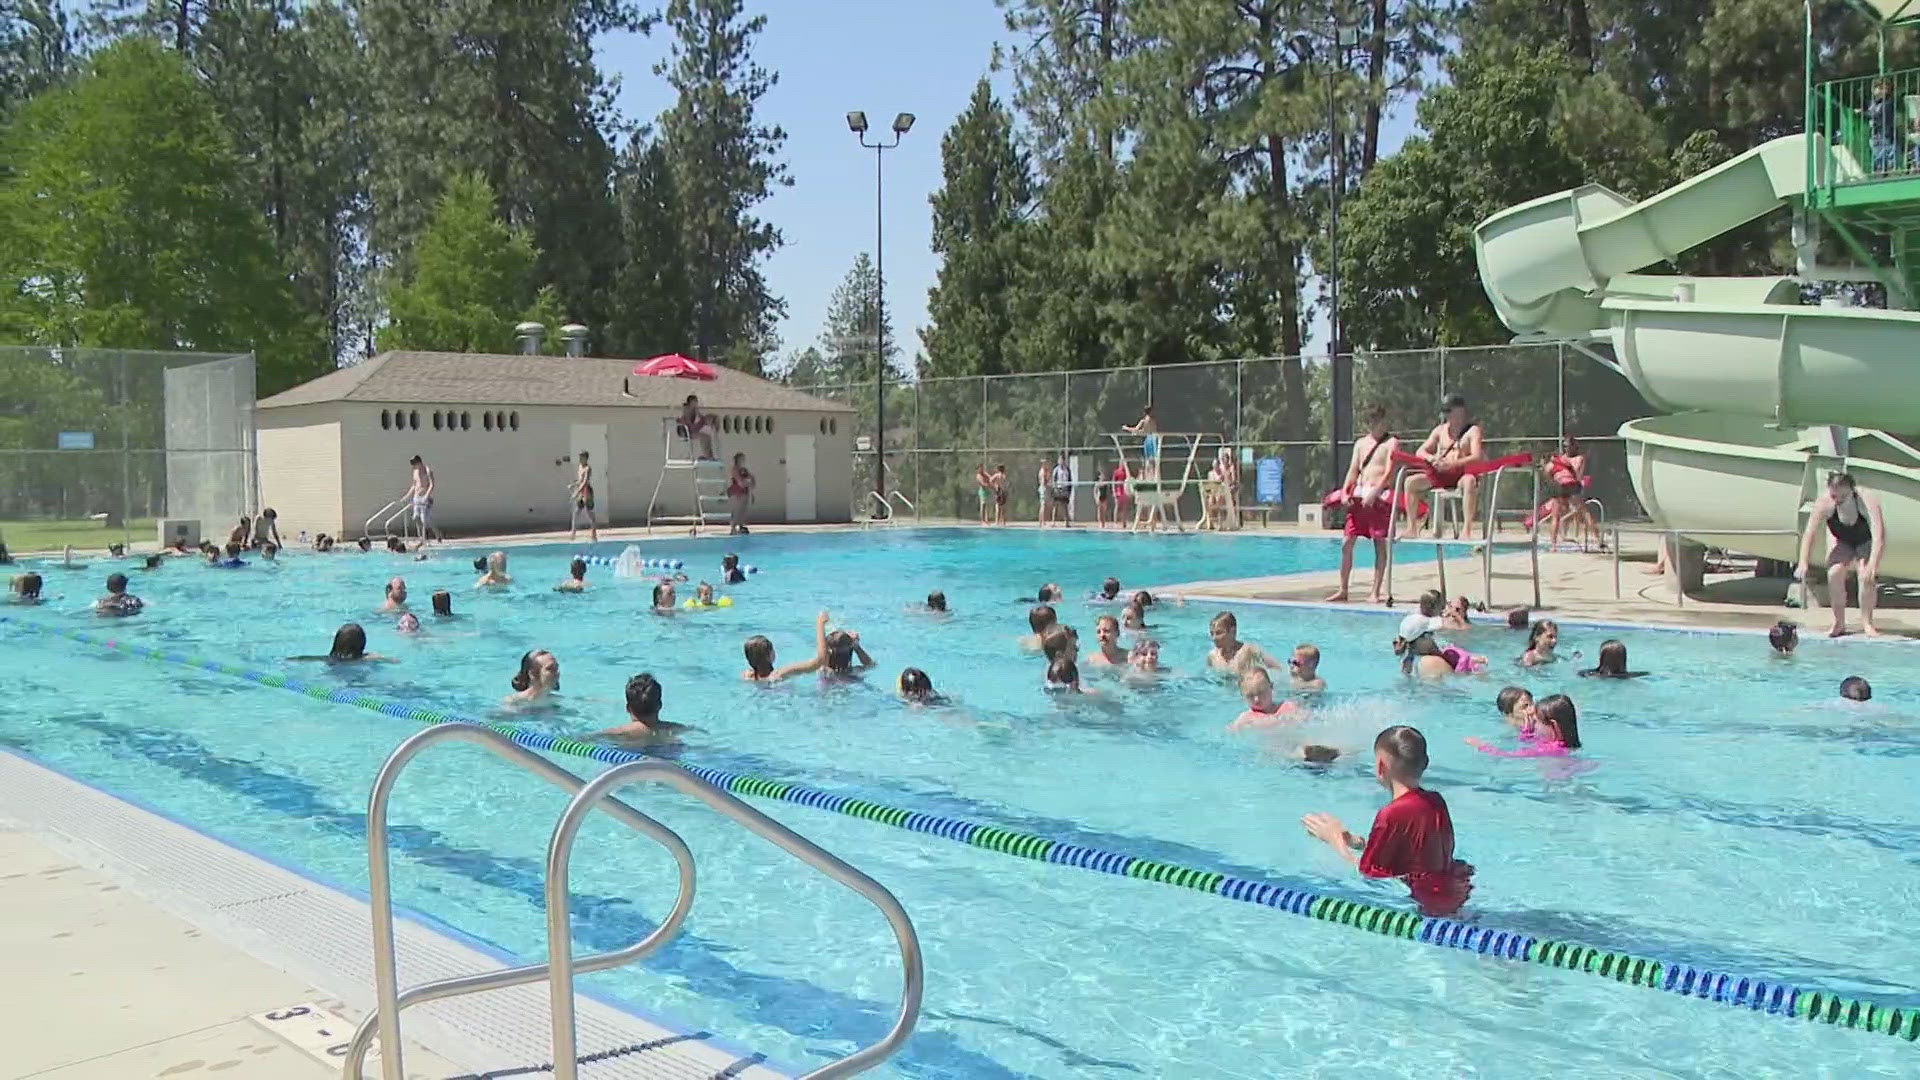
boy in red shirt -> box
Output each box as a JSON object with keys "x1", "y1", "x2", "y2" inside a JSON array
[{"x1": 1301, "y1": 725, "x2": 1473, "y2": 916}]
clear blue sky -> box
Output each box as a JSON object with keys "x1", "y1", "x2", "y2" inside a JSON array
[{"x1": 594, "y1": 1, "x2": 1418, "y2": 368}]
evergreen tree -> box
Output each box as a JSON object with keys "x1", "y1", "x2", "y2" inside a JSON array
[
  {"x1": 0, "y1": 38, "x2": 319, "y2": 389},
  {"x1": 377, "y1": 172, "x2": 550, "y2": 355},
  {"x1": 819, "y1": 253, "x2": 898, "y2": 389},
  {"x1": 921, "y1": 80, "x2": 1033, "y2": 379},
  {"x1": 604, "y1": 134, "x2": 695, "y2": 359},
  {"x1": 656, "y1": 0, "x2": 789, "y2": 372},
  {"x1": 0, "y1": 0, "x2": 72, "y2": 117}
]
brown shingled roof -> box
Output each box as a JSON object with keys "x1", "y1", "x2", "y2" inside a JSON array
[{"x1": 257, "y1": 351, "x2": 857, "y2": 413}]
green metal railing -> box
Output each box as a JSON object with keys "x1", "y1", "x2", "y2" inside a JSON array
[{"x1": 1809, "y1": 68, "x2": 1920, "y2": 200}]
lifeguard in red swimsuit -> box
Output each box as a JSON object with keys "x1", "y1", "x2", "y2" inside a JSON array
[{"x1": 1395, "y1": 394, "x2": 1529, "y2": 537}]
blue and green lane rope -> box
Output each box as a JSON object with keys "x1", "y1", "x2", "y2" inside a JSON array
[{"x1": 4, "y1": 614, "x2": 1916, "y2": 1045}]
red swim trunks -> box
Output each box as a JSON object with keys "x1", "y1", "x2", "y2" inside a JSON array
[{"x1": 1344, "y1": 498, "x2": 1391, "y2": 540}]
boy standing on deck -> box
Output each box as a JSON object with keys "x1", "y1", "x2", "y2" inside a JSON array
[{"x1": 1302, "y1": 726, "x2": 1473, "y2": 916}]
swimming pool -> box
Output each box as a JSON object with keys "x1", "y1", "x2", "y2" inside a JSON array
[{"x1": 3, "y1": 526, "x2": 1917, "y2": 1078}]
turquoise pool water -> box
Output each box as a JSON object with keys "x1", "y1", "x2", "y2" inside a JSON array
[{"x1": 2, "y1": 527, "x2": 1917, "y2": 1078}]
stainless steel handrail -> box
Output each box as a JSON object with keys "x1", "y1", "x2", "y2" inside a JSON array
[
  {"x1": 545, "y1": 761, "x2": 923, "y2": 1080},
  {"x1": 342, "y1": 725, "x2": 696, "y2": 1080},
  {"x1": 362, "y1": 496, "x2": 409, "y2": 540},
  {"x1": 864, "y1": 489, "x2": 894, "y2": 523},
  {"x1": 886, "y1": 490, "x2": 917, "y2": 522}
]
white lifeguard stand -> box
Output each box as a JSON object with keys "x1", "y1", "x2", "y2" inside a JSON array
[{"x1": 1103, "y1": 431, "x2": 1224, "y2": 531}]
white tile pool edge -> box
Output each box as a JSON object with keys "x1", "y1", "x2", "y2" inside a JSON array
[{"x1": 0, "y1": 749, "x2": 790, "y2": 1080}]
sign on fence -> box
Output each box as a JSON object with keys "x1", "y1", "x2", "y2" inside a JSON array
[{"x1": 56, "y1": 431, "x2": 94, "y2": 450}]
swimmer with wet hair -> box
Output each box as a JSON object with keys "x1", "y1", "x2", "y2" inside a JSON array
[
  {"x1": 1041, "y1": 625, "x2": 1080, "y2": 666},
  {"x1": 1098, "y1": 577, "x2": 1122, "y2": 601},
  {"x1": 474, "y1": 550, "x2": 512, "y2": 588},
  {"x1": 1840, "y1": 675, "x2": 1872, "y2": 702},
  {"x1": 555, "y1": 558, "x2": 588, "y2": 592},
  {"x1": 1044, "y1": 656, "x2": 1091, "y2": 694},
  {"x1": 379, "y1": 577, "x2": 409, "y2": 613},
  {"x1": 1580, "y1": 639, "x2": 1646, "y2": 679},
  {"x1": 598, "y1": 673, "x2": 690, "y2": 742},
  {"x1": 898, "y1": 667, "x2": 941, "y2": 704},
  {"x1": 1121, "y1": 601, "x2": 1150, "y2": 631},
  {"x1": 651, "y1": 580, "x2": 677, "y2": 614},
  {"x1": 771, "y1": 611, "x2": 875, "y2": 681},
  {"x1": 1020, "y1": 603, "x2": 1058, "y2": 650},
  {"x1": 1518, "y1": 619, "x2": 1559, "y2": 667},
  {"x1": 431, "y1": 590, "x2": 454, "y2": 617},
  {"x1": 506, "y1": 649, "x2": 561, "y2": 706},
  {"x1": 1127, "y1": 637, "x2": 1162, "y2": 674},
  {"x1": 1207, "y1": 611, "x2": 1282, "y2": 675},
  {"x1": 1226, "y1": 668, "x2": 1299, "y2": 731},
  {"x1": 925, "y1": 590, "x2": 948, "y2": 613},
  {"x1": 1087, "y1": 614, "x2": 1126, "y2": 666},
  {"x1": 742, "y1": 635, "x2": 776, "y2": 681},
  {"x1": 1289, "y1": 643, "x2": 1326, "y2": 691},
  {"x1": 1769, "y1": 620, "x2": 1798, "y2": 656},
  {"x1": 1505, "y1": 607, "x2": 1530, "y2": 630},
  {"x1": 289, "y1": 622, "x2": 393, "y2": 663},
  {"x1": 1495, "y1": 686, "x2": 1535, "y2": 732}
]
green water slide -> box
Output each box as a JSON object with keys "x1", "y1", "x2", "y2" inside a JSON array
[{"x1": 1472, "y1": 125, "x2": 1920, "y2": 577}]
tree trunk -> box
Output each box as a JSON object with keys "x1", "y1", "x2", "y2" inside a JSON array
[
  {"x1": 1363, "y1": 0, "x2": 1386, "y2": 170},
  {"x1": 1567, "y1": 0, "x2": 1593, "y2": 70},
  {"x1": 176, "y1": 0, "x2": 190, "y2": 52}
]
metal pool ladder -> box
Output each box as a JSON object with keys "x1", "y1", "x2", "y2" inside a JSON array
[{"x1": 341, "y1": 725, "x2": 923, "y2": 1080}]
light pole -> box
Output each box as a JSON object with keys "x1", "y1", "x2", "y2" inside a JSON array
[
  {"x1": 1324, "y1": 18, "x2": 1360, "y2": 495},
  {"x1": 847, "y1": 109, "x2": 914, "y2": 500}
]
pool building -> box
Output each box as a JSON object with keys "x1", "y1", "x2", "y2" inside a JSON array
[{"x1": 254, "y1": 350, "x2": 857, "y2": 539}]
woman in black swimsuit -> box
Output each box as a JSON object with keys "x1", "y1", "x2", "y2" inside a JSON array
[{"x1": 1794, "y1": 471, "x2": 1886, "y2": 637}]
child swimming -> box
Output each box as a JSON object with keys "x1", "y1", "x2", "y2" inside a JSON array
[
  {"x1": 505, "y1": 649, "x2": 561, "y2": 707},
  {"x1": 1120, "y1": 601, "x2": 1150, "y2": 631},
  {"x1": 396, "y1": 612, "x2": 421, "y2": 633},
  {"x1": 721, "y1": 552, "x2": 748, "y2": 585},
  {"x1": 430, "y1": 590, "x2": 454, "y2": 617},
  {"x1": 1441, "y1": 595, "x2": 1473, "y2": 631},
  {"x1": 1086, "y1": 615, "x2": 1126, "y2": 666},
  {"x1": 742, "y1": 635, "x2": 776, "y2": 681},
  {"x1": 1469, "y1": 693, "x2": 1580, "y2": 757},
  {"x1": 1207, "y1": 612, "x2": 1281, "y2": 675},
  {"x1": 1226, "y1": 668, "x2": 1300, "y2": 731},
  {"x1": 1394, "y1": 633, "x2": 1482, "y2": 678},
  {"x1": 1398, "y1": 590, "x2": 1446, "y2": 640},
  {"x1": 771, "y1": 611, "x2": 875, "y2": 681},
  {"x1": 1301, "y1": 726, "x2": 1474, "y2": 916},
  {"x1": 1505, "y1": 607, "x2": 1530, "y2": 630},
  {"x1": 1580, "y1": 639, "x2": 1646, "y2": 678},
  {"x1": 898, "y1": 667, "x2": 942, "y2": 704},
  {"x1": 1289, "y1": 644, "x2": 1326, "y2": 691},
  {"x1": 1518, "y1": 619, "x2": 1559, "y2": 666},
  {"x1": 1020, "y1": 604, "x2": 1058, "y2": 650},
  {"x1": 474, "y1": 551, "x2": 512, "y2": 588},
  {"x1": 1495, "y1": 686, "x2": 1535, "y2": 732},
  {"x1": 1096, "y1": 577, "x2": 1122, "y2": 601},
  {"x1": 1769, "y1": 620, "x2": 1798, "y2": 656},
  {"x1": 555, "y1": 558, "x2": 588, "y2": 592},
  {"x1": 1126, "y1": 637, "x2": 1162, "y2": 675},
  {"x1": 1840, "y1": 675, "x2": 1872, "y2": 701},
  {"x1": 597, "y1": 673, "x2": 690, "y2": 743},
  {"x1": 1044, "y1": 656, "x2": 1092, "y2": 694},
  {"x1": 925, "y1": 590, "x2": 948, "y2": 613},
  {"x1": 651, "y1": 581, "x2": 677, "y2": 614},
  {"x1": 1041, "y1": 625, "x2": 1080, "y2": 666}
]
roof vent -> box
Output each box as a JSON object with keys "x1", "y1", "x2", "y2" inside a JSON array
[
  {"x1": 515, "y1": 321, "x2": 545, "y2": 355},
  {"x1": 558, "y1": 323, "x2": 590, "y2": 357}
]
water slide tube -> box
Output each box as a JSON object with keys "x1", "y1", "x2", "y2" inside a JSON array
[{"x1": 1474, "y1": 133, "x2": 1920, "y2": 577}]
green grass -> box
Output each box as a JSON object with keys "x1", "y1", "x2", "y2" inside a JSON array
[{"x1": 0, "y1": 518, "x2": 156, "y2": 554}]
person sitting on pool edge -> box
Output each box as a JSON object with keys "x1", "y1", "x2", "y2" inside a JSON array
[
  {"x1": 598, "y1": 673, "x2": 690, "y2": 743},
  {"x1": 1019, "y1": 603, "x2": 1058, "y2": 651},
  {"x1": 555, "y1": 558, "x2": 588, "y2": 593},
  {"x1": 1302, "y1": 725, "x2": 1474, "y2": 916},
  {"x1": 769, "y1": 611, "x2": 874, "y2": 682},
  {"x1": 94, "y1": 572, "x2": 143, "y2": 617}
]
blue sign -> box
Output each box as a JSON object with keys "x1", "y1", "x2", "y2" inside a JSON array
[
  {"x1": 1255, "y1": 457, "x2": 1284, "y2": 505},
  {"x1": 57, "y1": 431, "x2": 94, "y2": 450}
]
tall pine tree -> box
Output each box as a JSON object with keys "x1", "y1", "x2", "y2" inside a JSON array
[
  {"x1": 819, "y1": 253, "x2": 897, "y2": 389},
  {"x1": 656, "y1": 0, "x2": 789, "y2": 372},
  {"x1": 921, "y1": 80, "x2": 1033, "y2": 379}
]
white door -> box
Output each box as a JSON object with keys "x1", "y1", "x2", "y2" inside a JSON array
[
  {"x1": 784, "y1": 434, "x2": 817, "y2": 523},
  {"x1": 570, "y1": 424, "x2": 609, "y2": 523}
]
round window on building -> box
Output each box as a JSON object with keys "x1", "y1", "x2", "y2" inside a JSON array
[
  {"x1": 381, "y1": 409, "x2": 392, "y2": 430},
  {"x1": 765, "y1": 415, "x2": 775, "y2": 433},
  {"x1": 830, "y1": 418, "x2": 838, "y2": 435},
  {"x1": 409, "y1": 410, "x2": 420, "y2": 430},
  {"x1": 483, "y1": 412, "x2": 493, "y2": 431},
  {"x1": 509, "y1": 411, "x2": 519, "y2": 431},
  {"x1": 460, "y1": 411, "x2": 470, "y2": 431},
  {"x1": 432, "y1": 411, "x2": 442, "y2": 431},
  {"x1": 818, "y1": 417, "x2": 827, "y2": 435}
]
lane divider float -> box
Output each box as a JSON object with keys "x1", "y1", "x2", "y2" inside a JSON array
[{"x1": 4, "y1": 614, "x2": 1915, "y2": 1045}]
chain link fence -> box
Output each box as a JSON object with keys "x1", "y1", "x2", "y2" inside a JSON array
[
  {"x1": 799, "y1": 343, "x2": 1655, "y2": 527},
  {"x1": 0, "y1": 347, "x2": 256, "y2": 554}
]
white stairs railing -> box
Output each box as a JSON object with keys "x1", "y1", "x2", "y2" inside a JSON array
[{"x1": 646, "y1": 420, "x2": 732, "y2": 534}]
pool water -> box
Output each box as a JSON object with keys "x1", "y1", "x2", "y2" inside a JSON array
[{"x1": 3, "y1": 527, "x2": 1917, "y2": 1078}]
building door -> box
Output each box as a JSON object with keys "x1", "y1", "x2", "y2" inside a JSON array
[
  {"x1": 570, "y1": 423, "x2": 609, "y2": 523},
  {"x1": 784, "y1": 434, "x2": 816, "y2": 523}
]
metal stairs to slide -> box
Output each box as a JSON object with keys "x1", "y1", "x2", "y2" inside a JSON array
[{"x1": 341, "y1": 724, "x2": 921, "y2": 1079}]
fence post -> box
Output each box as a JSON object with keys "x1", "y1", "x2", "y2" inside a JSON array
[
  {"x1": 1556, "y1": 341, "x2": 1567, "y2": 446},
  {"x1": 1234, "y1": 359, "x2": 1243, "y2": 449},
  {"x1": 1437, "y1": 345, "x2": 1448, "y2": 401}
]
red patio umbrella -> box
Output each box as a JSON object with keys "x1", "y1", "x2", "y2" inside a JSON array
[{"x1": 633, "y1": 353, "x2": 717, "y2": 380}]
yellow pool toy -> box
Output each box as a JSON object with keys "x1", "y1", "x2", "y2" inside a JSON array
[{"x1": 682, "y1": 596, "x2": 733, "y2": 609}]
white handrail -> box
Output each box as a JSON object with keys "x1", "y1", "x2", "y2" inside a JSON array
[
  {"x1": 545, "y1": 761, "x2": 923, "y2": 1080},
  {"x1": 341, "y1": 725, "x2": 696, "y2": 1080}
]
